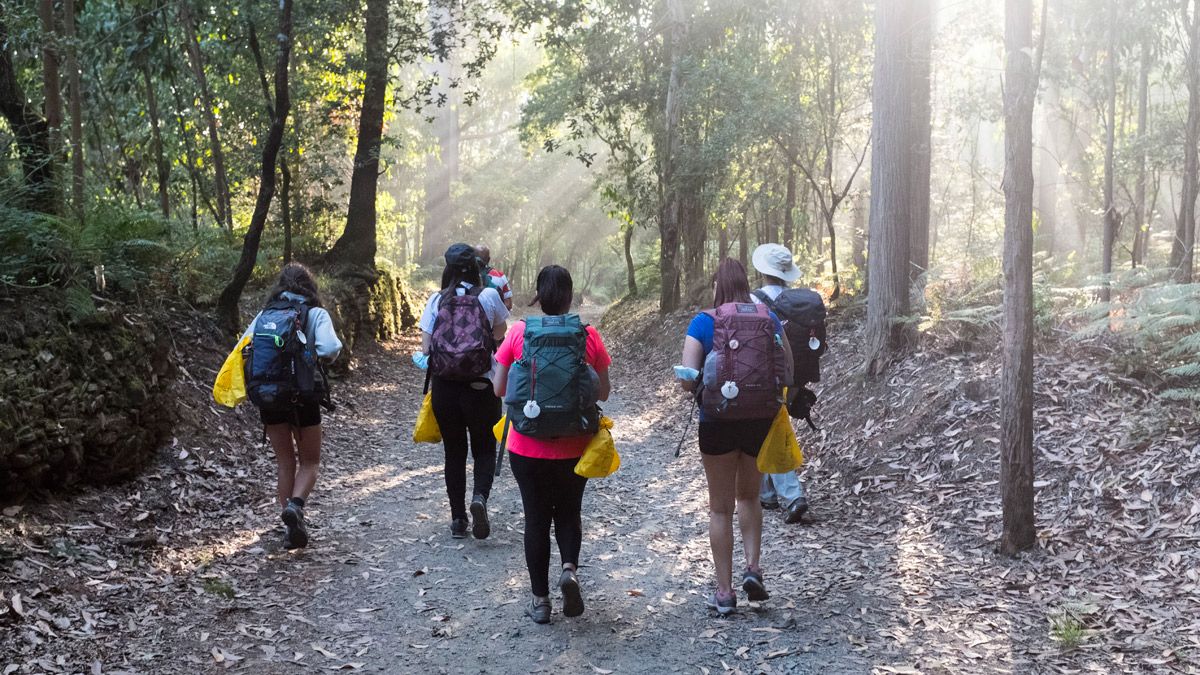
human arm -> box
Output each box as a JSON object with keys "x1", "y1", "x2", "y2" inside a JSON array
[
  {"x1": 492, "y1": 362, "x2": 509, "y2": 398},
  {"x1": 491, "y1": 321, "x2": 522, "y2": 398},
  {"x1": 309, "y1": 308, "x2": 343, "y2": 361},
  {"x1": 681, "y1": 336, "x2": 704, "y2": 392}
]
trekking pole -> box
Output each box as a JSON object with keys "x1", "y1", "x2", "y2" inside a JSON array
[
  {"x1": 674, "y1": 393, "x2": 698, "y2": 458},
  {"x1": 495, "y1": 416, "x2": 511, "y2": 477}
]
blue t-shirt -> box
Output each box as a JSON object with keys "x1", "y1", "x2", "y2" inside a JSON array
[
  {"x1": 686, "y1": 309, "x2": 785, "y2": 423},
  {"x1": 686, "y1": 311, "x2": 784, "y2": 355}
]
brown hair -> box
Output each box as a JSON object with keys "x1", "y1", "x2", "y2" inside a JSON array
[
  {"x1": 712, "y1": 258, "x2": 751, "y2": 307},
  {"x1": 265, "y1": 262, "x2": 322, "y2": 308}
]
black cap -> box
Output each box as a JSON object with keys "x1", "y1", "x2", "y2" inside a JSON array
[{"x1": 444, "y1": 243, "x2": 477, "y2": 272}]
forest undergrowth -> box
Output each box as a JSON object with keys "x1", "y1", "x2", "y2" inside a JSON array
[{"x1": 0, "y1": 296, "x2": 1196, "y2": 674}]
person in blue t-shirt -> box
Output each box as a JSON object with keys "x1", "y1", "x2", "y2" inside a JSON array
[{"x1": 679, "y1": 258, "x2": 792, "y2": 616}]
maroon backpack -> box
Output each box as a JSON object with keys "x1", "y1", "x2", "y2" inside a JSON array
[
  {"x1": 429, "y1": 286, "x2": 494, "y2": 380},
  {"x1": 700, "y1": 302, "x2": 787, "y2": 420}
]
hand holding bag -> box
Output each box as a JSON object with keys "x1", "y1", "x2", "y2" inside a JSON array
[
  {"x1": 212, "y1": 335, "x2": 252, "y2": 408},
  {"x1": 756, "y1": 405, "x2": 804, "y2": 474},
  {"x1": 413, "y1": 392, "x2": 442, "y2": 443},
  {"x1": 575, "y1": 416, "x2": 619, "y2": 479}
]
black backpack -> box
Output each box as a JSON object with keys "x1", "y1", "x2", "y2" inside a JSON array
[
  {"x1": 243, "y1": 299, "x2": 326, "y2": 412},
  {"x1": 753, "y1": 288, "x2": 827, "y2": 427}
]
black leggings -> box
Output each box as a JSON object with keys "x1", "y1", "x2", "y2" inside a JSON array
[
  {"x1": 509, "y1": 452, "x2": 588, "y2": 597},
  {"x1": 430, "y1": 378, "x2": 501, "y2": 518}
]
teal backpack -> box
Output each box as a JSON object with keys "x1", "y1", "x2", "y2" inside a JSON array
[{"x1": 505, "y1": 314, "x2": 600, "y2": 439}]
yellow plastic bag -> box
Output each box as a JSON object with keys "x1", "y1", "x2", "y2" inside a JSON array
[
  {"x1": 757, "y1": 406, "x2": 804, "y2": 474},
  {"x1": 575, "y1": 416, "x2": 619, "y2": 479},
  {"x1": 212, "y1": 335, "x2": 251, "y2": 408},
  {"x1": 413, "y1": 392, "x2": 442, "y2": 443},
  {"x1": 493, "y1": 415, "x2": 507, "y2": 443}
]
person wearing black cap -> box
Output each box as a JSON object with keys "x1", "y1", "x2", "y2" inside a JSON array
[{"x1": 419, "y1": 243, "x2": 510, "y2": 539}]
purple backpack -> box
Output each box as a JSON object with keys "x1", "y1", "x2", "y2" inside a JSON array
[
  {"x1": 700, "y1": 302, "x2": 787, "y2": 420},
  {"x1": 429, "y1": 287, "x2": 494, "y2": 380}
]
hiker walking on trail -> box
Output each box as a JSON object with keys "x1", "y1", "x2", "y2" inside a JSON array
[
  {"x1": 679, "y1": 258, "x2": 793, "y2": 615},
  {"x1": 241, "y1": 263, "x2": 342, "y2": 550},
  {"x1": 492, "y1": 265, "x2": 612, "y2": 624},
  {"x1": 420, "y1": 243, "x2": 510, "y2": 540},
  {"x1": 475, "y1": 244, "x2": 514, "y2": 310},
  {"x1": 751, "y1": 243, "x2": 809, "y2": 523}
]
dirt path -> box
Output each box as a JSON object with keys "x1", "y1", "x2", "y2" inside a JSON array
[
  {"x1": 7, "y1": 310, "x2": 1197, "y2": 674},
  {"x1": 144, "y1": 336, "x2": 871, "y2": 674}
]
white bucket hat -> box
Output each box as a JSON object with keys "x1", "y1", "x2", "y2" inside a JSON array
[{"x1": 751, "y1": 243, "x2": 801, "y2": 284}]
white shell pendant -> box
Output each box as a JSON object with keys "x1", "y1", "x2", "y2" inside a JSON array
[
  {"x1": 297, "y1": 331, "x2": 307, "y2": 345},
  {"x1": 524, "y1": 400, "x2": 542, "y2": 419},
  {"x1": 729, "y1": 338, "x2": 740, "y2": 350},
  {"x1": 720, "y1": 381, "x2": 740, "y2": 400},
  {"x1": 809, "y1": 336, "x2": 821, "y2": 351}
]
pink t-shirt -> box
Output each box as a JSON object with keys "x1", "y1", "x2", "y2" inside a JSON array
[{"x1": 495, "y1": 319, "x2": 612, "y2": 460}]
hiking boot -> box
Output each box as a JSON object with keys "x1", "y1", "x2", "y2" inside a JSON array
[
  {"x1": 784, "y1": 497, "x2": 809, "y2": 524},
  {"x1": 761, "y1": 500, "x2": 780, "y2": 511},
  {"x1": 281, "y1": 501, "x2": 308, "y2": 549},
  {"x1": 742, "y1": 569, "x2": 769, "y2": 602},
  {"x1": 450, "y1": 516, "x2": 469, "y2": 539},
  {"x1": 470, "y1": 495, "x2": 490, "y2": 540},
  {"x1": 526, "y1": 596, "x2": 551, "y2": 624},
  {"x1": 559, "y1": 568, "x2": 585, "y2": 618},
  {"x1": 706, "y1": 589, "x2": 737, "y2": 616}
]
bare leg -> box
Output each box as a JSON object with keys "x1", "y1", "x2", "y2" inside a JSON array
[
  {"x1": 701, "y1": 451, "x2": 739, "y2": 596},
  {"x1": 265, "y1": 424, "x2": 296, "y2": 508},
  {"x1": 292, "y1": 425, "x2": 322, "y2": 500},
  {"x1": 735, "y1": 451, "x2": 764, "y2": 572}
]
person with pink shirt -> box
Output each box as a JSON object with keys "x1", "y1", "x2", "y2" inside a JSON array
[{"x1": 491, "y1": 265, "x2": 612, "y2": 624}]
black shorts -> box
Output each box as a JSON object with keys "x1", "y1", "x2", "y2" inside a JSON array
[
  {"x1": 260, "y1": 400, "x2": 321, "y2": 428},
  {"x1": 698, "y1": 418, "x2": 774, "y2": 457}
]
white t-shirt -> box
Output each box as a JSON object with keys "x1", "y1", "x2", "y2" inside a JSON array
[
  {"x1": 751, "y1": 284, "x2": 786, "y2": 304},
  {"x1": 419, "y1": 282, "x2": 510, "y2": 335}
]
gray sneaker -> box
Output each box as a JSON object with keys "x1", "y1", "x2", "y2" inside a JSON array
[
  {"x1": 706, "y1": 590, "x2": 737, "y2": 616},
  {"x1": 526, "y1": 596, "x2": 551, "y2": 624},
  {"x1": 281, "y1": 501, "x2": 308, "y2": 549},
  {"x1": 742, "y1": 569, "x2": 769, "y2": 601}
]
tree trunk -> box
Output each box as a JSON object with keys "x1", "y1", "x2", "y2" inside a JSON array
[
  {"x1": 63, "y1": 0, "x2": 84, "y2": 220},
  {"x1": 852, "y1": 195, "x2": 866, "y2": 275},
  {"x1": 1174, "y1": 2, "x2": 1200, "y2": 282},
  {"x1": 658, "y1": 0, "x2": 685, "y2": 313},
  {"x1": 38, "y1": 0, "x2": 62, "y2": 152},
  {"x1": 1132, "y1": 37, "x2": 1151, "y2": 268},
  {"x1": 327, "y1": 0, "x2": 390, "y2": 271},
  {"x1": 1000, "y1": 0, "x2": 1038, "y2": 555},
  {"x1": 682, "y1": 191, "x2": 707, "y2": 299},
  {"x1": 0, "y1": 19, "x2": 57, "y2": 214},
  {"x1": 139, "y1": 52, "x2": 170, "y2": 219},
  {"x1": 783, "y1": 165, "x2": 796, "y2": 248},
  {"x1": 624, "y1": 223, "x2": 637, "y2": 296},
  {"x1": 908, "y1": 0, "x2": 933, "y2": 287},
  {"x1": 864, "y1": 0, "x2": 915, "y2": 377},
  {"x1": 1100, "y1": 0, "x2": 1118, "y2": 301},
  {"x1": 282, "y1": 157, "x2": 293, "y2": 263},
  {"x1": 738, "y1": 209, "x2": 749, "y2": 269},
  {"x1": 180, "y1": 0, "x2": 233, "y2": 233},
  {"x1": 825, "y1": 211, "x2": 841, "y2": 301},
  {"x1": 142, "y1": 68, "x2": 169, "y2": 218},
  {"x1": 215, "y1": 0, "x2": 293, "y2": 333}
]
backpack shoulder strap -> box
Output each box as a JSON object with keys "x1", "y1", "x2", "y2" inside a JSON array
[
  {"x1": 466, "y1": 285, "x2": 485, "y2": 298},
  {"x1": 751, "y1": 289, "x2": 776, "y2": 310}
]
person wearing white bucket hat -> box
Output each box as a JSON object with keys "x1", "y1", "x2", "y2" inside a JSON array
[{"x1": 750, "y1": 243, "x2": 808, "y2": 524}]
